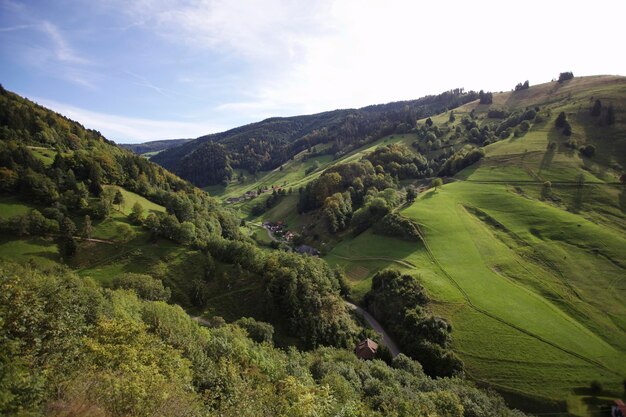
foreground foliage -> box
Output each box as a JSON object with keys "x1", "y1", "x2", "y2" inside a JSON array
[{"x1": 0, "y1": 263, "x2": 527, "y2": 417}]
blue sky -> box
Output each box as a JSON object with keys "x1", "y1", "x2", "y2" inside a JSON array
[{"x1": 1, "y1": 0, "x2": 625, "y2": 143}]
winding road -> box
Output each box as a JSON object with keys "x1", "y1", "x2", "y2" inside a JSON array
[{"x1": 345, "y1": 301, "x2": 401, "y2": 357}]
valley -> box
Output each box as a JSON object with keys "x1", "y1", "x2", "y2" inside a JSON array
[{"x1": 1, "y1": 75, "x2": 624, "y2": 416}]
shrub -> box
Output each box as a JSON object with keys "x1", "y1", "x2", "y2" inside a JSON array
[
  {"x1": 579, "y1": 144, "x2": 595, "y2": 157},
  {"x1": 372, "y1": 213, "x2": 421, "y2": 241},
  {"x1": 562, "y1": 121, "x2": 572, "y2": 136}
]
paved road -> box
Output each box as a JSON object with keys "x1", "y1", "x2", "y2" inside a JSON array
[{"x1": 345, "y1": 301, "x2": 401, "y2": 357}]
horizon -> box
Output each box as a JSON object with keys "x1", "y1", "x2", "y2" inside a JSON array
[{"x1": 1, "y1": 0, "x2": 625, "y2": 143}]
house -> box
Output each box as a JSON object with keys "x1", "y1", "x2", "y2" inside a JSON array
[
  {"x1": 612, "y1": 400, "x2": 626, "y2": 417},
  {"x1": 355, "y1": 338, "x2": 378, "y2": 360}
]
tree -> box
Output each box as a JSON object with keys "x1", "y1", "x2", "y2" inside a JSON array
[
  {"x1": 81, "y1": 215, "x2": 94, "y2": 239},
  {"x1": 479, "y1": 90, "x2": 493, "y2": 104},
  {"x1": 555, "y1": 112, "x2": 567, "y2": 128},
  {"x1": 58, "y1": 217, "x2": 77, "y2": 258},
  {"x1": 425, "y1": 117, "x2": 433, "y2": 127},
  {"x1": 113, "y1": 189, "x2": 125, "y2": 209},
  {"x1": 432, "y1": 178, "x2": 443, "y2": 190},
  {"x1": 514, "y1": 80, "x2": 529, "y2": 91},
  {"x1": 558, "y1": 72, "x2": 574, "y2": 83},
  {"x1": 406, "y1": 188, "x2": 417, "y2": 203},
  {"x1": 590, "y1": 99, "x2": 602, "y2": 117},
  {"x1": 129, "y1": 202, "x2": 144, "y2": 224},
  {"x1": 235, "y1": 317, "x2": 274, "y2": 344},
  {"x1": 448, "y1": 111, "x2": 455, "y2": 123}
]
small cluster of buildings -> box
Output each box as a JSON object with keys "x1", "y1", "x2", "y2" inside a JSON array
[
  {"x1": 226, "y1": 190, "x2": 259, "y2": 204},
  {"x1": 263, "y1": 221, "x2": 295, "y2": 241}
]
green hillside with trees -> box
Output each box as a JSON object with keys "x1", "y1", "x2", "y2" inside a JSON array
[
  {"x1": 0, "y1": 85, "x2": 531, "y2": 416},
  {"x1": 155, "y1": 74, "x2": 626, "y2": 416}
]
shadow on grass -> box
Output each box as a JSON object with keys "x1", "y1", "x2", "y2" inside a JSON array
[
  {"x1": 25, "y1": 250, "x2": 60, "y2": 262},
  {"x1": 620, "y1": 187, "x2": 626, "y2": 214}
]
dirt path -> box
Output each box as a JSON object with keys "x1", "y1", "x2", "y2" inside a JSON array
[
  {"x1": 249, "y1": 222, "x2": 279, "y2": 242},
  {"x1": 345, "y1": 301, "x2": 401, "y2": 357}
]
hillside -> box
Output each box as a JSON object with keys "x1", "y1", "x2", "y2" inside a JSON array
[
  {"x1": 119, "y1": 138, "x2": 193, "y2": 156},
  {"x1": 0, "y1": 85, "x2": 532, "y2": 416},
  {"x1": 151, "y1": 89, "x2": 478, "y2": 186},
  {"x1": 198, "y1": 75, "x2": 626, "y2": 416},
  {"x1": 325, "y1": 75, "x2": 626, "y2": 416}
]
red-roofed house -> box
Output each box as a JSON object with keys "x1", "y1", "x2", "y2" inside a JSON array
[
  {"x1": 355, "y1": 338, "x2": 378, "y2": 360},
  {"x1": 612, "y1": 400, "x2": 626, "y2": 417}
]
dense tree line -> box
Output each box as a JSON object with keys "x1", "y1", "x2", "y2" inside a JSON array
[
  {"x1": 514, "y1": 81, "x2": 530, "y2": 91},
  {"x1": 0, "y1": 263, "x2": 527, "y2": 417},
  {"x1": 364, "y1": 269, "x2": 465, "y2": 378},
  {"x1": 438, "y1": 148, "x2": 485, "y2": 176},
  {"x1": 204, "y1": 237, "x2": 357, "y2": 348}
]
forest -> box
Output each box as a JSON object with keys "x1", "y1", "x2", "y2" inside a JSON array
[{"x1": 151, "y1": 89, "x2": 480, "y2": 186}]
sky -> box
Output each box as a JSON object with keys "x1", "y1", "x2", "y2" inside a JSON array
[{"x1": 1, "y1": 0, "x2": 625, "y2": 143}]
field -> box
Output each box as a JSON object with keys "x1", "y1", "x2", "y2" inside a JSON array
[{"x1": 325, "y1": 77, "x2": 626, "y2": 416}]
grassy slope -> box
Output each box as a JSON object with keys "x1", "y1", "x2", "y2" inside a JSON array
[
  {"x1": 0, "y1": 195, "x2": 33, "y2": 218},
  {"x1": 326, "y1": 76, "x2": 626, "y2": 416}
]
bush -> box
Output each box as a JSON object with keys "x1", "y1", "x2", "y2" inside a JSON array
[
  {"x1": 488, "y1": 109, "x2": 509, "y2": 119},
  {"x1": 579, "y1": 144, "x2": 596, "y2": 157},
  {"x1": 372, "y1": 213, "x2": 421, "y2": 241}
]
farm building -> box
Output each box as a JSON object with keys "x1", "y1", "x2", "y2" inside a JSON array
[{"x1": 355, "y1": 338, "x2": 378, "y2": 360}]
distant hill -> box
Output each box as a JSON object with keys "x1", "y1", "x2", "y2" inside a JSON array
[
  {"x1": 119, "y1": 138, "x2": 193, "y2": 155},
  {"x1": 151, "y1": 89, "x2": 479, "y2": 186}
]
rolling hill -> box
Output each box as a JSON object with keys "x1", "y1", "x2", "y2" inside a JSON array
[
  {"x1": 119, "y1": 138, "x2": 193, "y2": 156},
  {"x1": 197, "y1": 75, "x2": 626, "y2": 416},
  {"x1": 1, "y1": 74, "x2": 625, "y2": 416},
  {"x1": 150, "y1": 89, "x2": 479, "y2": 186}
]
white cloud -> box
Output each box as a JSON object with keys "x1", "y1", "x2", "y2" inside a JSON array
[
  {"x1": 116, "y1": 0, "x2": 626, "y2": 122},
  {"x1": 38, "y1": 21, "x2": 91, "y2": 65},
  {"x1": 33, "y1": 98, "x2": 228, "y2": 143}
]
